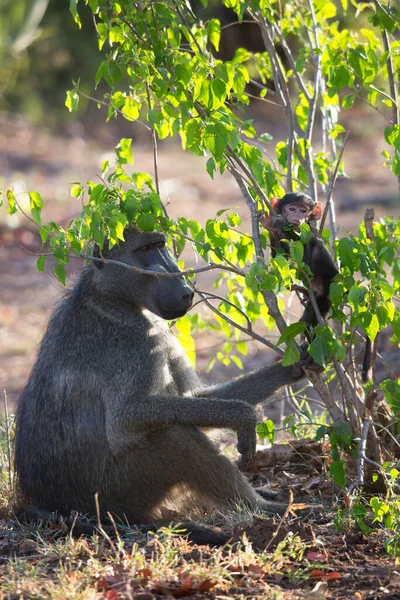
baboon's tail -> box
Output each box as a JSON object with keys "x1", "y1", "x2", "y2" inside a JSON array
[{"x1": 14, "y1": 506, "x2": 229, "y2": 546}]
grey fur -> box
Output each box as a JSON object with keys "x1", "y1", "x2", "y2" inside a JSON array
[{"x1": 15, "y1": 228, "x2": 305, "y2": 524}]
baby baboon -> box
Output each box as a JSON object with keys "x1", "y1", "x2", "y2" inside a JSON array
[{"x1": 15, "y1": 228, "x2": 308, "y2": 536}]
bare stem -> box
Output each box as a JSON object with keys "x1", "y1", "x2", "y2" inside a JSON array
[
  {"x1": 319, "y1": 131, "x2": 350, "y2": 234},
  {"x1": 357, "y1": 418, "x2": 371, "y2": 487},
  {"x1": 81, "y1": 253, "x2": 245, "y2": 278},
  {"x1": 192, "y1": 285, "x2": 283, "y2": 354},
  {"x1": 3, "y1": 389, "x2": 13, "y2": 503}
]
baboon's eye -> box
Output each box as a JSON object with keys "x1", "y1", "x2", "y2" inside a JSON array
[
  {"x1": 156, "y1": 241, "x2": 165, "y2": 249},
  {"x1": 141, "y1": 245, "x2": 149, "y2": 252}
]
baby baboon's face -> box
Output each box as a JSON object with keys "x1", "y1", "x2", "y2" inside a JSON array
[{"x1": 282, "y1": 203, "x2": 311, "y2": 226}]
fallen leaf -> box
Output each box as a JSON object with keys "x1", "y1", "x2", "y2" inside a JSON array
[
  {"x1": 247, "y1": 564, "x2": 264, "y2": 578},
  {"x1": 173, "y1": 576, "x2": 194, "y2": 597},
  {"x1": 198, "y1": 578, "x2": 215, "y2": 592},
  {"x1": 97, "y1": 576, "x2": 110, "y2": 591},
  {"x1": 137, "y1": 568, "x2": 152, "y2": 580},
  {"x1": 310, "y1": 569, "x2": 341, "y2": 582},
  {"x1": 228, "y1": 564, "x2": 241, "y2": 573},
  {"x1": 307, "y1": 552, "x2": 330, "y2": 562},
  {"x1": 104, "y1": 591, "x2": 119, "y2": 600}
]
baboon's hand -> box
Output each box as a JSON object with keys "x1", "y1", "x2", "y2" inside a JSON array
[
  {"x1": 291, "y1": 343, "x2": 324, "y2": 379},
  {"x1": 237, "y1": 423, "x2": 257, "y2": 471}
]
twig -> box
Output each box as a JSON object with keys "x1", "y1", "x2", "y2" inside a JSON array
[
  {"x1": 256, "y1": 17, "x2": 295, "y2": 192},
  {"x1": 117, "y1": 13, "x2": 153, "y2": 49},
  {"x1": 192, "y1": 285, "x2": 283, "y2": 354},
  {"x1": 3, "y1": 389, "x2": 13, "y2": 502},
  {"x1": 243, "y1": 138, "x2": 278, "y2": 170},
  {"x1": 13, "y1": 238, "x2": 53, "y2": 257},
  {"x1": 370, "y1": 421, "x2": 400, "y2": 451},
  {"x1": 195, "y1": 289, "x2": 254, "y2": 332},
  {"x1": 172, "y1": 0, "x2": 204, "y2": 56},
  {"x1": 273, "y1": 23, "x2": 311, "y2": 102},
  {"x1": 357, "y1": 418, "x2": 371, "y2": 487},
  {"x1": 249, "y1": 78, "x2": 278, "y2": 96},
  {"x1": 377, "y1": 6, "x2": 400, "y2": 190},
  {"x1": 81, "y1": 253, "x2": 245, "y2": 277},
  {"x1": 264, "y1": 489, "x2": 293, "y2": 552},
  {"x1": 94, "y1": 493, "x2": 117, "y2": 555},
  {"x1": 319, "y1": 131, "x2": 350, "y2": 234},
  {"x1": 306, "y1": 284, "x2": 361, "y2": 432},
  {"x1": 77, "y1": 90, "x2": 151, "y2": 130}
]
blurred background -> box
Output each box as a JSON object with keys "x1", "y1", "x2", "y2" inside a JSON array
[{"x1": 0, "y1": 0, "x2": 399, "y2": 413}]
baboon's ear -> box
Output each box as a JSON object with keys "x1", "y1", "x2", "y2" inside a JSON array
[
  {"x1": 271, "y1": 197, "x2": 280, "y2": 209},
  {"x1": 313, "y1": 202, "x2": 322, "y2": 220},
  {"x1": 92, "y1": 244, "x2": 104, "y2": 269}
]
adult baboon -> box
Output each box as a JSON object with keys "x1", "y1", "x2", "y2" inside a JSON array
[{"x1": 15, "y1": 228, "x2": 308, "y2": 537}]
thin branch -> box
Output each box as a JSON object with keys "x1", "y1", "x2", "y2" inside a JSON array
[
  {"x1": 245, "y1": 92, "x2": 283, "y2": 107},
  {"x1": 172, "y1": 0, "x2": 204, "y2": 56},
  {"x1": 249, "y1": 78, "x2": 278, "y2": 96},
  {"x1": 264, "y1": 489, "x2": 294, "y2": 552},
  {"x1": 243, "y1": 138, "x2": 278, "y2": 170},
  {"x1": 192, "y1": 284, "x2": 283, "y2": 354},
  {"x1": 221, "y1": 20, "x2": 261, "y2": 31},
  {"x1": 77, "y1": 90, "x2": 151, "y2": 130},
  {"x1": 196, "y1": 289, "x2": 253, "y2": 331},
  {"x1": 306, "y1": 283, "x2": 362, "y2": 431},
  {"x1": 3, "y1": 390, "x2": 13, "y2": 502},
  {"x1": 117, "y1": 13, "x2": 153, "y2": 49},
  {"x1": 357, "y1": 418, "x2": 371, "y2": 487},
  {"x1": 13, "y1": 238, "x2": 53, "y2": 257},
  {"x1": 81, "y1": 253, "x2": 245, "y2": 277},
  {"x1": 256, "y1": 17, "x2": 295, "y2": 192},
  {"x1": 272, "y1": 24, "x2": 311, "y2": 102},
  {"x1": 319, "y1": 131, "x2": 350, "y2": 233},
  {"x1": 377, "y1": 4, "x2": 400, "y2": 190},
  {"x1": 371, "y1": 421, "x2": 400, "y2": 451}
]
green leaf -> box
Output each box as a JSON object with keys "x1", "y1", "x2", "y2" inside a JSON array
[
  {"x1": 123, "y1": 192, "x2": 139, "y2": 223},
  {"x1": 256, "y1": 419, "x2": 275, "y2": 444},
  {"x1": 277, "y1": 322, "x2": 307, "y2": 345},
  {"x1": 207, "y1": 19, "x2": 220, "y2": 51},
  {"x1": 37, "y1": 255, "x2": 46, "y2": 272},
  {"x1": 71, "y1": 184, "x2": 83, "y2": 198},
  {"x1": 29, "y1": 191, "x2": 43, "y2": 225},
  {"x1": 330, "y1": 281, "x2": 344, "y2": 307},
  {"x1": 259, "y1": 132, "x2": 273, "y2": 143},
  {"x1": 69, "y1": 0, "x2": 81, "y2": 28},
  {"x1": 384, "y1": 125, "x2": 400, "y2": 150},
  {"x1": 206, "y1": 158, "x2": 216, "y2": 179},
  {"x1": 290, "y1": 240, "x2": 304, "y2": 265},
  {"x1": 65, "y1": 90, "x2": 79, "y2": 112},
  {"x1": 55, "y1": 263, "x2": 66, "y2": 286},
  {"x1": 204, "y1": 123, "x2": 227, "y2": 163},
  {"x1": 342, "y1": 94, "x2": 355, "y2": 109},
  {"x1": 330, "y1": 460, "x2": 346, "y2": 488},
  {"x1": 299, "y1": 223, "x2": 311, "y2": 244},
  {"x1": 6, "y1": 189, "x2": 17, "y2": 215},
  {"x1": 116, "y1": 138, "x2": 133, "y2": 165},
  {"x1": 137, "y1": 214, "x2": 156, "y2": 231},
  {"x1": 281, "y1": 340, "x2": 301, "y2": 366},
  {"x1": 348, "y1": 285, "x2": 367, "y2": 305},
  {"x1": 233, "y1": 48, "x2": 252, "y2": 64},
  {"x1": 308, "y1": 336, "x2": 325, "y2": 366}
]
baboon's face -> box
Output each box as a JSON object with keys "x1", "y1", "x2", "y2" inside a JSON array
[{"x1": 94, "y1": 228, "x2": 194, "y2": 319}]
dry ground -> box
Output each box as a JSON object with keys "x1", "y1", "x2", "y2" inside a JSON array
[{"x1": 0, "y1": 110, "x2": 400, "y2": 599}]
